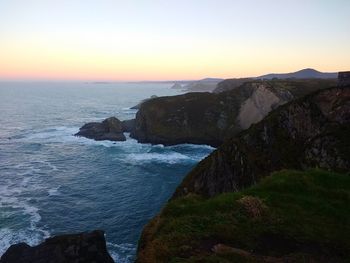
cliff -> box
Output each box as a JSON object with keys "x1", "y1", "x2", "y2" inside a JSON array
[
  {"x1": 173, "y1": 86, "x2": 349, "y2": 198},
  {"x1": 0, "y1": 230, "x2": 114, "y2": 263},
  {"x1": 338, "y1": 71, "x2": 350, "y2": 87},
  {"x1": 136, "y1": 86, "x2": 350, "y2": 263},
  {"x1": 177, "y1": 78, "x2": 223, "y2": 92},
  {"x1": 131, "y1": 79, "x2": 336, "y2": 147},
  {"x1": 212, "y1": 78, "x2": 253, "y2": 93},
  {"x1": 213, "y1": 77, "x2": 336, "y2": 93},
  {"x1": 137, "y1": 169, "x2": 350, "y2": 263}
]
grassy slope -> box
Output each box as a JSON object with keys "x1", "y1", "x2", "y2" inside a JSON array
[{"x1": 137, "y1": 169, "x2": 350, "y2": 263}]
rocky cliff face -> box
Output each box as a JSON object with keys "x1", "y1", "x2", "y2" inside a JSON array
[
  {"x1": 213, "y1": 78, "x2": 253, "y2": 93},
  {"x1": 0, "y1": 230, "x2": 114, "y2": 263},
  {"x1": 173, "y1": 86, "x2": 350, "y2": 198},
  {"x1": 131, "y1": 79, "x2": 335, "y2": 147},
  {"x1": 338, "y1": 71, "x2": 350, "y2": 87}
]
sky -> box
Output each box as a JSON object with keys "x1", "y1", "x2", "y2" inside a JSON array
[{"x1": 0, "y1": 0, "x2": 349, "y2": 81}]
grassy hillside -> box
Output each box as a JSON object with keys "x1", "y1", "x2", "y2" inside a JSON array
[{"x1": 137, "y1": 169, "x2": 350, "y2": 263}]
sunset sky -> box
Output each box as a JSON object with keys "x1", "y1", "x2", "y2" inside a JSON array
[{"x1": 0, "y1": 0, "x2": 349, "y2": 81}]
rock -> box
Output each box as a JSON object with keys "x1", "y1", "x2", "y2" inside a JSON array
[
  {"x1": 75, "y1": 117, "x2": 126, "y2": 141},
  {"x1": 178, "y1": 78, "x2": 223, "y2": 92},
  {"x1": 213, "y1": 78, "x2": 252, "y2": 93},
  {"x1": 338, "y1": 71, "x2": 350, "y2": 87},
  {"x1": 131, "y1": 79, "x2": 335, "y2": 147},
  {"x1": 170, "y1": 83, "x2": 182, "y2": 89},
  {"x1": 130, "y1": 95, "x2": 158, "y2": 110},
  {"x1": 182, "y1": 82, "x2": 218, "y2": 92},
  {"x1": 121, "y1": 119, "x2": 135, "y2": 133},
  {"x1": 131, "y1": 92, "x2": 226, "y2": 146},
  {"x1": 173, "y1": 86, "x2": 350, "y2": 198},
  {"x1": 0, "y1": 230, "x2": 114, "y2": 263}
]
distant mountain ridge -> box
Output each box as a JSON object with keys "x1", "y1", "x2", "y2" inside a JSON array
[
  {"x1": 257, "y1": 68, "x2": 337, "y2": 80},
  {"x1": 175, "y1": 69, "x2": 337, "y2": 93}
]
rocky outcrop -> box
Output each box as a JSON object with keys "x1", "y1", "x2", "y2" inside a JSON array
[
  {"x1": 182, "y1": 82, "x2": 219, "y2": 92},
  {"x1": 338, "y1": 71, "x2": 350, "y2": 87},
  {"x1": 179, "y1": 78, "x2": 223, "y2": 92},
  {"x1": 213, "y1": 78, "x2": 252, "y2": 93},
  {"x1": 131, "y1": 79, "x2": 335, "y2": 147},
  {"x1": 170, "y1": 83, "x2": 182, "y2": 89},
  {"x1": 0, "y1": 230, "x2": 114, "y2": 263},
  {"x1": 173, "y1": 86, "x2": 350, "y2": 198},
  {"x1": 130, "y1": 95, "x2": 158, "y2": 110},
  {"x1": 121, "y1": 119, "x2": 135, "y2": 133},
  {"x1": 75, "y1": 117, "x2": 126, "y2": 141}
]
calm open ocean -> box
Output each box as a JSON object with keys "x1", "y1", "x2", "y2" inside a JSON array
[{"x1": 0, "y1": 82, "x2": 214, "y2": 262}]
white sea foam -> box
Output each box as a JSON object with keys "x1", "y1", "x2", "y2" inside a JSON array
[
  {"x1": 0, "y1": 228, "x2": 43, "y2": 255},
  {"x1": 24, "y1": 127, "x2": 79, "y2": 142},
  {"x1": 107, "y1": 242, "x2": 136, "y2": 263},
  {"x1": 0, "y1": 178, "x2": 50, "y2": 256},
  {"x1": 125, "y1": 152, "x2": 191, "y2": 164},
  {"x1": 48, "y1": 186, "x2": 61, "y2": 196}
]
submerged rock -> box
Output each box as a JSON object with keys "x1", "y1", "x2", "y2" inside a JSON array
[
  {"x1": 0, "y1": 230, "x2": 114, "y2": 263},
  {"x1": 75, "y1": 116, "x2": 126, "y2": 141}
]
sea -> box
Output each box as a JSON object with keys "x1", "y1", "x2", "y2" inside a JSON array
[{"x1": 0, "y1": 82, "x2": 214, "y2": 262}]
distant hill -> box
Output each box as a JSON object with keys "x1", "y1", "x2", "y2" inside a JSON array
[
  {"x1": 172, "y1": 78, "x2": 224, "y2": 92},
  {"x1": 257, "y1": 68, "x2": 337, "y2": 80}
]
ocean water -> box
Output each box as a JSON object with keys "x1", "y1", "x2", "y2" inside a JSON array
[{"x1": 0, "y1": 82, "x2": 214, "y2": 262}]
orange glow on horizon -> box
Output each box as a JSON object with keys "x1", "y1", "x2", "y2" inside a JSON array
[
  {"x1": 1, "y1": 1, "x2": 349, "y2": 81},
  {"x1": 1, "y1": 28, "x2": 349, "y2": 81}
]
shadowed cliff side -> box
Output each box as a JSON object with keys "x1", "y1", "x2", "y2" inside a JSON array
[
  {"x1": 131, "y1": 79, "x2": 336, "y2": 147},
  {"x1": 136, "y1": 77, "x2": 350, "y2": 263},
  {"x1": 173, "y1": 86, "x2": 350, "y2": 198}
]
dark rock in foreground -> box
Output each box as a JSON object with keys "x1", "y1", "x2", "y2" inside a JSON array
[
  {"x1": 75, "y1": 117, "x2": 126, "y2": 141},
  {"x1": 0, "y1": 230, "x2": 114, "y2": 263},
  {"x1": 173, "y1": 86, "x2": 350, "y2": 198}
]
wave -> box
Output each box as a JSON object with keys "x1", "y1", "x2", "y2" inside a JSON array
[
  {"x1": 0, "y1": 181, "x2": 50, "y2": 255},
  {"x1": 13, "y1": 126, "x2": 215, "y2": 152},
  {"x1": 124, "y1": 152, "x2": 194, "y2": 164},
  {"x1": 107, "y1": 242, "x2": 136, "y2": 263},
  {"x1": 48, "y1": 186, "x2": 61, "y2": 196}
]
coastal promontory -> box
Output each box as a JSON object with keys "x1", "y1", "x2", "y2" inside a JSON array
[
  {"x1": 136, "y1": 82, "x2": 350, "y2": 262},
  {"x1": 131, "y1": 79, "x2": 336, "y2": 147}
]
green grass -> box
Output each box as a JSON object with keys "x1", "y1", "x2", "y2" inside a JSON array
[{"x1": 137, "y1": 169, "x2": 350, "y2": 262}]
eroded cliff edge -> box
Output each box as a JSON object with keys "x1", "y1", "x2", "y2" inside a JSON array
[
  {"x1": 136, "y1": 84, "x2": 350, "y2": 263},
  {"x1": 131, "y1": 79, "x2": 336, "y2": 147},
  {"x1": 173, "y1": 86, "x2": 349, "y2": 197}
]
